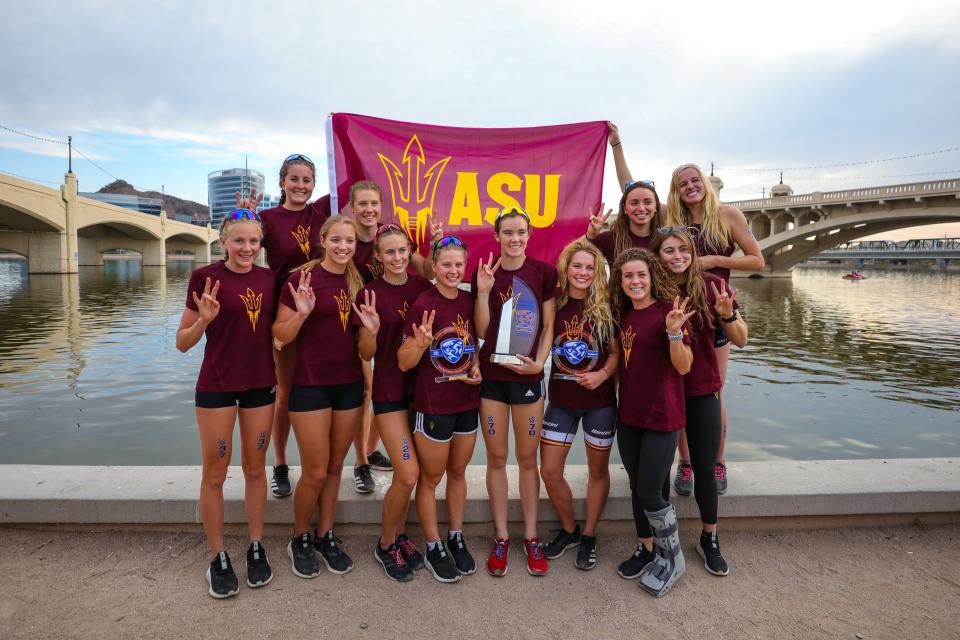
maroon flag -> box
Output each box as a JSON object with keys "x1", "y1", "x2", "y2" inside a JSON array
[{"x1": 326, "y1": 113, "x2": 606, "y2": 269}]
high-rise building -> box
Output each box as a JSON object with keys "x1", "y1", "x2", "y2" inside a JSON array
[
  {"x1": 208, "y1": 168, "x2": 265, "y2": 227},
  {"x1": 257, "y1": 194, "x2": 280, "y2": 212}
]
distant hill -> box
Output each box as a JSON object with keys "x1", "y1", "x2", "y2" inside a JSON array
[{"x1": 97, "y1": 180, "x2": 209, "y2": 222}]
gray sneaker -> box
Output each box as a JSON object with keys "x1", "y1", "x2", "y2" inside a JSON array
[
  {"x1": 714, "y1": 463, "x2": 728, "y2": 495},
  {"x1": 674, "y1": 463, "x2": 693, "y2": 497},
  {"x1": 367, "y1": 450, "x2": 393, "y2": 471},
  {"x1": 354, "y1": 464, "x2": 375, "y2": 494}
]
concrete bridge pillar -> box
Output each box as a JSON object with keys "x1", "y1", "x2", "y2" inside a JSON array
[
  {"x1": 26, "y1": 231, "x2": 72, "y2": 273},
  {"x1": 60, "y1": 172, "x2": 79, "y2": 273},
  {"x1": 937, "y1": 258, "x2": 950, "y2": 271},
  {"x1": 141, "y1": 237, "x2": 167, "y2": 266},
  {"x1": 78, "y1": 236, "x2": 104, "y2": 266},
  {"x1": 197, "y1": 242, "x2": 212, "y2": 263},
  {"x1": 751, "y1": 215, "x2": 771, "y2": 240},
  {"x1": 773, "y1": 214, "x2": 790, "y2": 235}
]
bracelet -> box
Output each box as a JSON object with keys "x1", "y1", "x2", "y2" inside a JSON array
[
  {"x1": 667, "y1": 332, "x2": 684, "y2": 342},
  {"x1": 721, "y1": 311, "x2": 738, "y2": 323},
  {"x1": 611, "y1": 141, "x2": 621, "y2": 147}
]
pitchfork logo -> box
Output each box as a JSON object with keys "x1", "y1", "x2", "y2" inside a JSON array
[{"x1": 378, "y1": 135, "x2": 451, "y2": 251}]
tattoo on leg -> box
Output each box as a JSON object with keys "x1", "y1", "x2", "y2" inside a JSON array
[
  {"x1": 401, "y1": 437, "x2": 410, "y2": 461},
  {"x1": 528, "y1": 416, "x2": 537, "y2": 437},
  {"x1": 217, "y1": 437, "x2": 227, "y2": 459},
  {"x1": 486, "y1": 415, "x2": 495, "y2": 436},
  {"x1": 256, "y1": 431, "x2": 267, "y2": 450}
]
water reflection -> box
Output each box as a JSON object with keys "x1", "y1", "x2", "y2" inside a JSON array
[{"x1": 0, "y1": 261, "x2": 957, "y2": 465}]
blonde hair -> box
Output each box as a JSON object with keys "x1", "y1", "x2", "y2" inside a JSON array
[
  {"x1": 349, "y1": 180, "x2": 382, "y2": 204},
  {"x1": 555, "y1": 239, "x2": 614, "y2": 346},
  {"x1": 649, "y1": 228, "x2": 713, "y2": 331},
  {"x1": 219, "y1": 216, "x2": 262, "y2": 263},
  {"x1": 667, "y1": 163, "x2": 731, "y2": 254},
  {"x1": 608, "y1": 248, "x2": 679, "y2": 324},
  {"x1": 299, "y1": 216, "x2": 364, "y2": 300}
]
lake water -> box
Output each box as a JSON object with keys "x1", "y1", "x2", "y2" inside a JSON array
[{"x1": 1, "y1": 259, "x2": 957, "y2": 466}]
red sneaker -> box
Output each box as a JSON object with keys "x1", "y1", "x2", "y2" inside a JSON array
[
  {"x1": 524, "y1": 538, "x2": 548, "y2": 576},
  {"x1": 486, "y1": 538, "x2": 509, "y2": 577}
]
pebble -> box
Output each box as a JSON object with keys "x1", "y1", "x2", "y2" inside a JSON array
[
  {"x1": 360, "y1": 623, "x2": 368, "y2": 630},
  {"x1": 856, "y1": 633, "x2": 864, "y2": 639}
]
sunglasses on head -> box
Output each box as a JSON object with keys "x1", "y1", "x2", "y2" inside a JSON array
[
  {"x1": 495, "y1": 206, "x2": 531, "y2": 221},
  {"x1": 656, "y1": 225, "x2": 698, "y2": 236},
  {"x1": 225, "y1": 208, "x2": 262, "y2": 222},
  {"x1": 283, "y1": 153, "x2": 314, "y2": 165},
  {"x1": 432, "y1": 236, "x2": 466, "y2": 255},
  {"x1": 624, "y1": 179, "x2": 656, "y2": 191},
  {"x1": 375, "y1": 223, "x2": 405, "y2": 238}
]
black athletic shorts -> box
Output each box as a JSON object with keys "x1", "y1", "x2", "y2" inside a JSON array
[
  {"x1": 288, "y1": 381, "x2": 364, "y2": 412},
  {"x1": 372, "y1": 398, "x2": 412, "y2": 416},
  {"x1": 480, "y1": 379, "x2": 545, "y2": 405},
  {"x1": 413, "y1": 409, "x2": 479, "y2": 443},
  {"x1": 195, "y1": 386, "x2": 276, "y2": 409},
  {"x1": 713, "y1": 322, "x2": 730, "y2": 348}
]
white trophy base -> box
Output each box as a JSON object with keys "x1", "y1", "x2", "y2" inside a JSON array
[{"x1": 490, "y1": 354, "x2": 523, "y2": 366}]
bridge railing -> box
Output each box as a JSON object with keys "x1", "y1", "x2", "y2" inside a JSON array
[{"x1": 727, "y1": 179, "x2": 960, "y2": 209}]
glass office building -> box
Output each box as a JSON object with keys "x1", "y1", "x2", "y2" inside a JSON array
[
  {"x1": 208, "y1": 168, "x2": 265, "y2": 227},
  {"x1": 256, "y1": 194, "x2": 280, "y2": 212}
]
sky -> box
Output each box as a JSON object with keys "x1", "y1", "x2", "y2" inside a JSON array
[{"x1": 1, "y1": 0, "x2": 959, "y2": 240}]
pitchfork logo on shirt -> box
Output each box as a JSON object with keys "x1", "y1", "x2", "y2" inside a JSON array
[
  {"x1": 429, "y1": 314, "x2": 476, "y2": 377},
  {"x1": 238, "y1": 288, "x2": 263, "y2": 332},
  {"x1": 620, "y1": 325, "x2": 637, "y2": 369},
  {"x1": 397, "y1": 300, "x2": 410, "y2": 320},
  {"x1": 291, "y1": 225, "x2": 311, "y2": 259},
  {"x1": 333, "y1": 289, "x2": 352, "y2": 332},
  {"x1": 551, "y1": 315, "x2": 599, "y2": 376}
]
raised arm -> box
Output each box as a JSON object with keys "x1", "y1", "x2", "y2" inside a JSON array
[{"x1": 608, "y1": 122, "x2": 634, "y2": 191}]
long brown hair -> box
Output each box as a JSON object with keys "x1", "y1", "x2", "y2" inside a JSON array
[
  {"x1": 612, "y1": 184, "x2": 663, "y2": 258},
  {"x1": 299, "y1": 216, "x2": 364, "y2": 300},
  {"x1": 555, "y1": 238, "x2": 614, "y2": 346},
  {"x1": 666, "y1": 163, "x2": 731, "y2": 253},
  {"x1": 608, "y1": 248, "x2": 678, "y2": 324},
  {"x1": 278, "y1": 156, "x2": 316, "y2": 207},
  {"x1": 649, "y1": 228, "x2": 713, "y2": 331}
]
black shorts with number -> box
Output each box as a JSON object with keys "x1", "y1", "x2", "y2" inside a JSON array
[
  {"x1": 413, "y1": 409, "x2": 479, "y2": 443},
  {"x1": 479, "y1": 379, "x2": 545, "y2": 405},
  {"x1": 288, "y1": 381, "x2": 364, "y2": 412},
  {"x1": 195, "y1": 386, "x2": 276, "y2": 409}
]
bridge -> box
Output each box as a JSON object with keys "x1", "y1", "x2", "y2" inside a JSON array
[
  {"x1": 725, "y1": 179, "x2": 960, "y2": 277},
  {"x1": 0, "y1": 172, "x2": 216, "y2": 273},
  {"x1": 810, "y1": 237, "x2": 960, "y2": 270}
]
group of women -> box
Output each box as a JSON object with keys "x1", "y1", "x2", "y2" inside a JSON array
[{"x1": 177, "y1": 123, "x2": 764, "y2": 599}]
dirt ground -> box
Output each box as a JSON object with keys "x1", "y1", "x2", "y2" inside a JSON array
[{"x1": 2, "y1": 522, "x2": 959, "y2": 639}]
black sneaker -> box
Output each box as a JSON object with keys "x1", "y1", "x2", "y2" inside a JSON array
[
  {"x1": 715, "y1": 462, "x2": 728, "y2": 495},
  {"x1": 246, "y1": 540, "x2": 273, "y2": 588},
  {"x1": 575, "y1": 534, "x2": 598, "y2": 571},
  {"x1": 206, "y1": 550, "x2": 239, "y2": 599},
  {"x1": 367, "y1": 450, "x2": 393, "y2": 471},
  {"x1": 674, "y1": 462, "x2": 694, "y2": 497},
  {"x1": 543, "y1": 524, "x2": 581, "y2": 559},
  {"x1": 353, "y1": 464, "x2": 375, "y2": 494},
  {"x1": 374, "y1": 541, "x2": 414, "y2": 582},
  {"x1": 396, "y1": 533, "x2": 425, "y2": 571},
  {"x1": 272, "y1": 464, "x2": 292, "y2": 498},
  {"x1": 617, "y1": 544, "x2": 655, "y2": 579},
  {"x1": 424, "y1": 540, "x2": 461, "y2": 583},
  {"x1": 697, "y1": 531, "x2": 730, "y2": 576},
  {"x1": 447, "y1": 531, "x2": 476, "y2": 575},
  {"x1": 315, "y1": 529, "x2": 354, "y2": 574},
  {"x1": 287, "y1": 532, "x2": 321, "y2": 579}
]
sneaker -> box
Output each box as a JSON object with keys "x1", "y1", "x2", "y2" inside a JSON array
[
  {"x1": 374, "y1": 541, "x2": 414, "y2": 582},
  {"x1": 287, "y1": 532, "x2": 321, "y2": 579},
  {"x1": 543, "y1": 525, "x2": 581, "y2": 559},
  {"x1": 353, "y1": 464, "x2": 375, "y2": 494},
  {"x1": 447, "y1": 531, "x2": 476, "y2": 575},
  {"x1": 315, "y1": 529, "x2": 354, "y2": 574},
  {"x1": 617, "y1": 544, "x2": 655, "y2": 579},
  {"x1": 271, "y1": 464, "x2": 292, "y2": 498},
  {"x1": 674, "y1": 463, "x2": 694, "y2": 497},
  {"x1": 486, "y1": 538, "x2": 509, "y2": 577},
  {"x1": 424, "y1": 540, "x2": 461, "y2": 583},
  {"x1": 396, "y1": 533, "x2": 425, "y2": 571},
  {"x1": 715, "y1": 462, "x2": 728, "y2": 495},
  {"x1": 206, "y1": 550, "x2": 239, "y2": 599},
  {"x1": 245, "y1": 541, "x2": 273, "y2": 588},
  {"x1": 367, "y1": 450, "x2": 393, "y2": 471},
  {"x1": 697, "y1": 531, "x2": 730, "y2": 576},
  {"x1": 523, "y1": 538, "x2": 548, "y2": 576},
  {"x1": 575, "y1": 535, "x2": 598, "y2": 571}
]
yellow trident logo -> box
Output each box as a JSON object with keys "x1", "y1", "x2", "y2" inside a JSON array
[
  {"x1": 397, "y1": 300, "x2": 410, "y2": 320},
  {"x1": 291, "y1": 225, "x2": 311, "y2": 259},
  {"x1": 620, "y1": 325, "x2": 637, "y2": 369},
  {"x1": 238, "y1": 288, "x2": 263, "y2": 332},
  {"x1": 378, "y1": 135, "x2": 451, "y2": 250},
  {"x1": 452, "y1": 314, "x2": 471, "y2": 342},
  {"x1": 333, "y1": 289, "x2": 352, "y2": 332},
  {"x1": 564, "y1": 316, "x2": 586, "y2": 342}
]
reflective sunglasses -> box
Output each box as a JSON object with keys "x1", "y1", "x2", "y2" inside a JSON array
[
  {"x1": 495, "y1": 206, "x2": 531, "y2": 221},
  {"x1": 656, "y1": 225, "x2": 699, "y2": 236},
  {"x1": 283, "y1": 153, "x2": 314, "y2": 165},
  {"x1": 624, "y1": 179, "x2": 656, "y2": 191},
  {"x1": 225, "y1": 208, "x2": 262, "y2": 222},
  {"x1": 432, "y1": 235, "x2": 467, "y2": 256}
]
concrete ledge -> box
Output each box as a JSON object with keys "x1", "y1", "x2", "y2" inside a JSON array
[{"x1": 3, "y1": 458, "x2": 958, "y2": 525}]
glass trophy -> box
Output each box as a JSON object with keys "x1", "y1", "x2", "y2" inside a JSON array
[
  {"x1": 551, "y1": 315, "x2": 600, "y2": 381},
  {"x1": 429, "y1": 314, "x2": 477, "y2": 382},
  {"x1": 490, "y1": 276, "x2": 539, "y2": 366}
]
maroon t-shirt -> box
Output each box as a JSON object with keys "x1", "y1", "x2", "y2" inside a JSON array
[
  {"x1": 590, "y1": 229, "x2": 652, "y2": 264},
  {"x1": 352, "y1": 224, "x2": 383, "y2": 283},
  {"x1": 692, "y1": 222, "x2": 736, "y2": 281},
  {"x1": 279, "y1": 264, "x2": 362, "y2": 386},
  {"x1": 616, "y1": 300, "x2": 690, "y2": 432},
  {"x1": 260, "y1": 194, "x2": 331, "y2": 283},
  {"x1": 470, "y1": 257, "x2": 560, "y2": 383},
  {"x1": 186, "y1": 261, "x2": 277, "y2": 393},
  {"x1": 683, "y1": 274, "x2": 740, "y2": 397},
  {"x1": 404, "y1": 287, "x2": 480, "y2": 415},
  {"x1": 547, "y1": 298, "x2": 616, "y2": 410},
  {"x1": 351, "y1": 274, "x2": 433, "y2": 402}
]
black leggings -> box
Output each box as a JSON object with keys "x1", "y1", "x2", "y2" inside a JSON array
[
  {"x1": 617, "y1": 425, "x2": 679, "y2": 538},
  {"x1": 685, "y1": 393, "x2": 722, "y2": 525}
]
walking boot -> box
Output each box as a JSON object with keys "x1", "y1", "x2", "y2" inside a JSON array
[{"x1": 638, "y1": 504, "x2": 685, "y2": 597}]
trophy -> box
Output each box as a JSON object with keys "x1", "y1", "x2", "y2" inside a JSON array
[
  {"x1": 429, "y1": 314, "x2": 477, "y2": 382},
  {"x1": 490, "y1": 276, "x2": 540, "y2": 366},
  {"x1": 551, "y1": 315, "x2": 600, "y2": 381}
]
